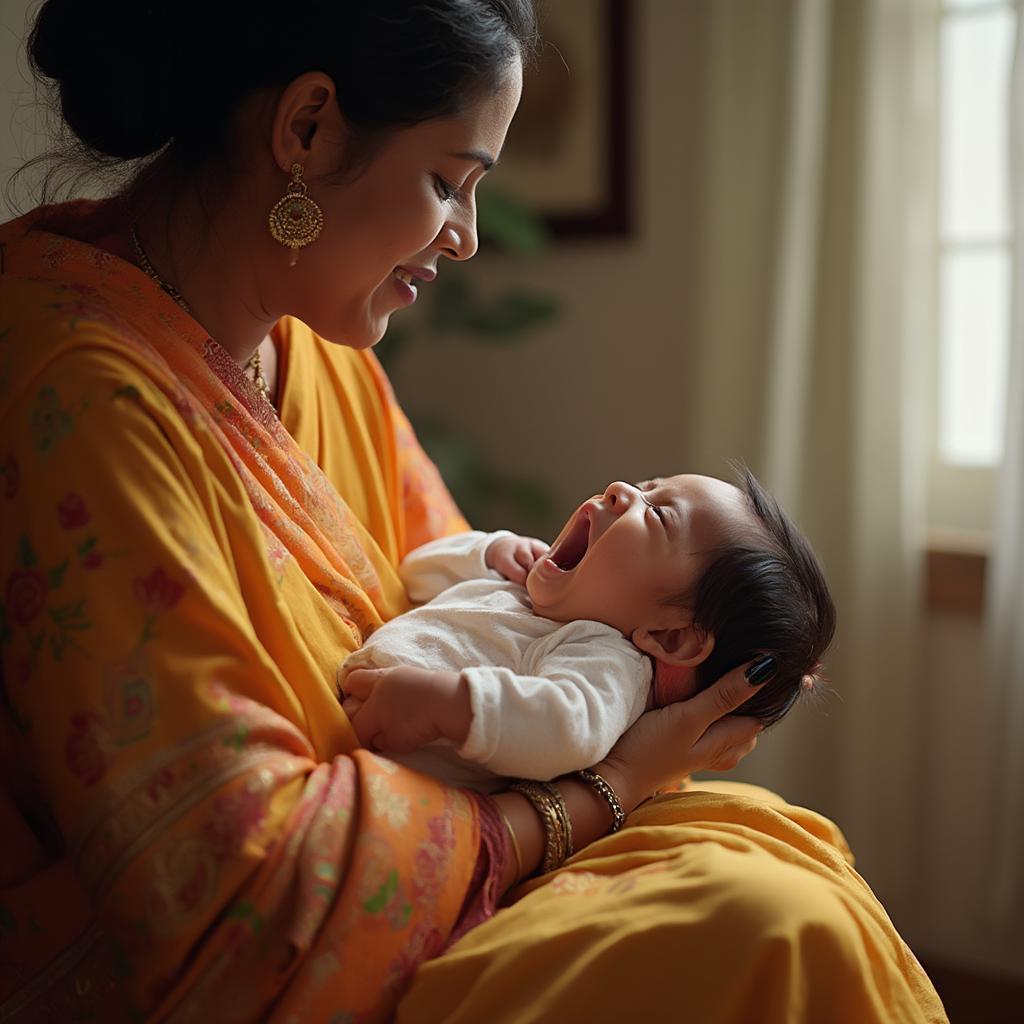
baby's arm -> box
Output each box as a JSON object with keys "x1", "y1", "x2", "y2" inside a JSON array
[
  {"x1": 457, "y1": 629, "x2": 651, "y2": 779},
  {"x1": 400, "y1": 530, "x2": 548, "y2": 603},
  {"x1": 341, "y1": 629, "x2": 649, "y2": 774}
]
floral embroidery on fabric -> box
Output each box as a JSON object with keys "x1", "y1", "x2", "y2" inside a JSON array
[
  {"x1": 102, "y1": 652, "x2": 155, "y2": 745},
  {"x1": 46, "y1": 281, "x2": 135, "y2": 336},
  {"x1": 29, "y1": 386, "x2": 75, "y2": 456},
  {"x1": 132, "y1": 566, "x2": 185, "y2": 612},
  {"x1": 3, "y1": 534, "x2": 91, "y2": 688},
  {"x1": 65, "y1": 711, "x2": 113, "y2": 786},
  {"x1": 357, "y1": 835, "x2": 413, "y2": 930},
  {"x1": 367, "y1": 773, "x2": 411, "y2": 829},
  {"x1": 57, "y1": 491, "x2": 91, "y2": 530},
  {"x1": 5, "y1": 563, "x2": 48, "y2": 627},
  {"x1": 203, "y1": 775, "x2": 271, "y2": 861},
  {"x1": 54, "y1": 490, "x2": 109, "y2": 571},
  {"x1": 0, "y1": 215, "x2": 486, "y2": 1022},
  {"x1": 146, "y1": 835, "x2": 220, "y2": 938}
]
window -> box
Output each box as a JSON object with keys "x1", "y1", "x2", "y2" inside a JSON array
[{"x1": 930, "y1": 0, "x2": 1016, "y2": 536}]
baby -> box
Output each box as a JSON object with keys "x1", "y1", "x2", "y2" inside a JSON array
[{"x1": 340, "y1": 467, "x2": 835, "y2": 793}]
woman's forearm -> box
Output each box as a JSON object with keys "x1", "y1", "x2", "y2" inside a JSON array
[{"x1": 491, "y1": 775, "x2": 622, "y2": 891}]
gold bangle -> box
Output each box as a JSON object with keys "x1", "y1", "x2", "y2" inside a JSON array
[
  {"x1": 508, "y1": 780, "x2": 572, "y2": 874},
  {"x1": 541, "y1": 781, "x2": 574, "y2": 862},
  {"x1": 495, "y1": 803, "x2": 524, "y2": 880},
  {"x1": 576, "y1": 768, "x2": 626, "y2": 832}
]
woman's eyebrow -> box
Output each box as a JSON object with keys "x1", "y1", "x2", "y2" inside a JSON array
[{"x1": 449, "y1": 149, "x2": 498, "y2": 171}]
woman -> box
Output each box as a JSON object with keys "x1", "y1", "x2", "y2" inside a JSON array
[{"x1": 0, "y1": 1, "x2": 946, "y2": 1021}]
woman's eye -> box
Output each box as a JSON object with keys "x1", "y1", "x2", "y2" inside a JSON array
[{"x1": 434, "y1": 175, "x2": 458, "y2": 202}]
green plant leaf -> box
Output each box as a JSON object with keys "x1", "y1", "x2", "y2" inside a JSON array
[
  {"x1": 464, "y1": 291, "x2": 560, "y2": 339},
  {"x1": 428, "y1": 278, "x2": 473, "y2": 333},
  {"x1": 477, "y1": 187, "x2": 550, "y2": 255}
]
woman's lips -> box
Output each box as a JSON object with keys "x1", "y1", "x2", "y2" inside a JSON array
[{"x1": 391, "y1": 269, "x2": 417, "y2": 306}]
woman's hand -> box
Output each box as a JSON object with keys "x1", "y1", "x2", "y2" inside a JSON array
[
  {"x1": 485, "y1": 533, "x2": 549, "y2": 584},
  {"x1": 593, "y1": 659, "x2": 773, "y2": 812}
]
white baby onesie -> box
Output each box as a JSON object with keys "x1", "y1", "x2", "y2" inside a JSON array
[{"x1": 342, "y1": 530, "x2": 652, "y2": 793}]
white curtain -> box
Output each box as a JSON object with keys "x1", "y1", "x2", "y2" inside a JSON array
[
  {"x1": 685, "y1": 0, "x2": 933, "y2": 926},
  {"x1": 685, "y1": 0, "x2": 1024, "y2": 973},
  {"x1": 985, "y1": 2, "x2": 1024, "y2": 943}
]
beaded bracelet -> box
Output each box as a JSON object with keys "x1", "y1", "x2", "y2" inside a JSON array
[{"x1": 576, "y1": 768, "x2": 626, "y2": 832}]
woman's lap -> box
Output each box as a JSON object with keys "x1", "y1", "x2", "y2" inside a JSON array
[{"x1": 397, "y1": 786, "x2": 947, "y2": 1024}]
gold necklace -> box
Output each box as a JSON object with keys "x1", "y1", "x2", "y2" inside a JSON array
[{"x1": 129, "y1": 224, "x2": 271, "y2": 401}]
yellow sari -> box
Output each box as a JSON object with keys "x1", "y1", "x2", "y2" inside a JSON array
[
  {"x1": 0, "y1": 202, "x2": 482, "y2": 1022},
  {"x1": 0, "y1": 201, "x2": 947, "y2": 1023}
]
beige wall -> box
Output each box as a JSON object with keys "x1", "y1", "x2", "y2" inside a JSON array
[{"x1": 391, "y1": 2, "x2": 715, "y2": 538}]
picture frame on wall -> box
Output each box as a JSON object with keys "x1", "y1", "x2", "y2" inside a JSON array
[{"x1": 487, "y1": 0, "x2": 632, "y2": 238}]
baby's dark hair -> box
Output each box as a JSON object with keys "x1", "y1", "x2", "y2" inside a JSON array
[{"x1": 666, "y1": 466, "x2": 836, "y2": 727}]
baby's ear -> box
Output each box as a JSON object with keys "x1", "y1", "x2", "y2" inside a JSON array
[{"x1": 631, "y1": 622, "x2": 715, "y2": 667}]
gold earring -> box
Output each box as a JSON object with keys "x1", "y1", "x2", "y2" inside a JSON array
[{"x1": 268, "y1": 162, "x2": 324, "y2": 266}]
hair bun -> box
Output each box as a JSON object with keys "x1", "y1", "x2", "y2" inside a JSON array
[{"x1": 29, "y1": 0, "x2": 177, "y2": 159}]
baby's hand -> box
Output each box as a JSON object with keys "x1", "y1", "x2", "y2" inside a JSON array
[
  {"x1": 341, "y1": 666, "x2": 472, "y2": 753},
  {"x1": 485, "y1": 533, "x2": 549, "y2": 584}
]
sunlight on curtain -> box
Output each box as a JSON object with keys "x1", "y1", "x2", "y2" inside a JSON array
[{"x1": 983, "y1": 0, "x2": 1024, "y2": 942}]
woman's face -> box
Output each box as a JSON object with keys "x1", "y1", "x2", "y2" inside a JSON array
[{"x1": 280, "y1": 63, "x2": 523, "y2": 348}]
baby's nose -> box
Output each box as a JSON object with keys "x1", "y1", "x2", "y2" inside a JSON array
[{"x1": 603, "y1": 481, "x2": 636, "y2": 509}]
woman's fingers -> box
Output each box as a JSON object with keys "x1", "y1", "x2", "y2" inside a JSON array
[
  {"x1": 691, "y1": 714, "x2": 762, "y2": 770},
  {"x1": 689, "y1": 656, "x2": 776, "y2": 725}
]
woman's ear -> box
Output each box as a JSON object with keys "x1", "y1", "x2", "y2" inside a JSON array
[
  {"x1": 270, "y1": 71, "x2": 349, "y2": 176},
  {"x1": 631, "y1": 621, "x2": 715, "y2": 667}
]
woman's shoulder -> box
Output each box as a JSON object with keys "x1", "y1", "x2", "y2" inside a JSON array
[
  {"x1": 0, "y1": 277, "x2": 169, "y2": 427},
  {"x1": 0, "y1": 207, "x2": 177, "y2": 414}
]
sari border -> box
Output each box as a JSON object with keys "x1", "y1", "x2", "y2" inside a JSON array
[
  {"x1": 0, "y1": 923, "x2": 103, "y2": 1022},
  {"x1": 87, "y1": 746, "x2": 306, "y2": 901}
]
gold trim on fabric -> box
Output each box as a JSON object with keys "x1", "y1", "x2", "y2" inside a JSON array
[
  {"x1": 68, "y1": 718, "x2": 252, "y2": 856},
  {"x1": 0, "y1": 924, "x2": 103, "y2": 1022},
  {"x1": 88, "y1": 747, "x2": 304, "y2": 901}
]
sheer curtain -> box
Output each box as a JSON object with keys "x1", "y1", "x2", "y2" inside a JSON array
[
  {"x1": 684, "y1": 0, "x2": 1024, "y2": 972},
  {"x1": 985, "y1": 2, "x2": 1024, "y2": 944},
  {"x1": 683, "y1": 0, "x2": 933, "y2": 929}
]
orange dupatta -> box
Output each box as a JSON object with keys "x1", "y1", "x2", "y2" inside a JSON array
[{"x1": 0, "y1": 201, "x2": 497, "y2": 1022}]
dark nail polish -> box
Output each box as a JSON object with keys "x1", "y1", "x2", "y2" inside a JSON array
[{"x1": 745, "y1": 654, "x2": 777, "y2": 686}]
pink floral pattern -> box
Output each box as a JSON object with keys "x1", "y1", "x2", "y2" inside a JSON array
[
  {"x1": 57, "y1": 491, "x2": 90, "y2": 530},
  {"x1": 132, "y1": 567, "x2": 184, "y2": 610},
  {"x1": 5, "y1": 567, "x2": 48, "y2": 626},
  {"x1": 65, "y1": 711, "x2": 111, "y2": 786},
  {"x1": 0, "y1": 205, "x2": 488, "y2": 1022}
]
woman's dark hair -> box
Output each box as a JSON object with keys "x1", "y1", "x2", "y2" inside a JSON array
[
  {"x1": 26, "y1": 0, "x2": 536, "y2": 184},
  {"x1": 668, "y1": 465, "x2": 837, "y2": 728}
]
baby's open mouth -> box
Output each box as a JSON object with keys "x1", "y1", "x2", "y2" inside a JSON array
[{"x1": 547, "y1": 509, "x2": 592, "y2": 572}]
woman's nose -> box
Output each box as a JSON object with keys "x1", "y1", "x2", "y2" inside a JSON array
[
  {"x1": 603, "y1": 481, "x2": 636, "y2": 511},
  {"x1": 438, "y1": 202, "x2": 479, "y2": 262}
]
